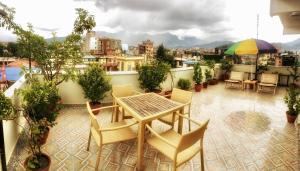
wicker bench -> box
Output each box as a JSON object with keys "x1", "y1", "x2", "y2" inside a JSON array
[
  {"x1": 225, "y1": 71, "x2": 244, "y2": 89},
  {"x1": 257, "y1": 73, "x2": 278, "y2": 94}
]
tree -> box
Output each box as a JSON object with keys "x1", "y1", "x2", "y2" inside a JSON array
[
  {"x1": 6, "y1": 42, "x2": 19, "y2": 57},
  {"x1": 1, "y1": 3, "x2": 96, "y2": 85},
  {"x1": 155, "y1": 44, "x2": 176, "y2": 68},
  {"x1": 0, "y1": 43, "x2": 5, "y2": 56}
]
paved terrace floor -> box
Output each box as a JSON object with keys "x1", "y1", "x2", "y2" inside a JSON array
[{"x1": 7, "y1": 83, "x2": 299, "y2": 171}]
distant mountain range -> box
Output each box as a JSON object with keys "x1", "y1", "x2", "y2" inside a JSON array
[{"x1": 44, "y1": 31, "x2": 300, "y2": 50}]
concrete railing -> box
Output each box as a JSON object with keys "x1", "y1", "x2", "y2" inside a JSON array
[
  {"x1": 58, "y1": 66, "x2": 213, "y2": 105},
  {"x1": 2, "y1": 75, "x2": 26, "y2": 164}
]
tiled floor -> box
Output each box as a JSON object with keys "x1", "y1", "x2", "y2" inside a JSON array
[{"x1": 8, "y1": 83, "x2": 299, "y2": 170}]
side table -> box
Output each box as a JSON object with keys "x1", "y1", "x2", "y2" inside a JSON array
[{"x1": 243, "y1": 80, "x2": 258, "y2": 91}]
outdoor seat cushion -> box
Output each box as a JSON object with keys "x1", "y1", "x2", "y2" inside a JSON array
[
  {"x1": 225, "y1": 79, "x2": 241, "y2": 83},
  {"x1": 258, "y1": 83, "x2": 276, "y2": 87}
]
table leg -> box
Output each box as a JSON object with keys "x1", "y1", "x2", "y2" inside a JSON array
[
  {"x1": 137, "y1": 121, "x2": 145, "y2": 171},
  {"x1": 177, "y1": 108, "x2": 184, "y2": 134}
]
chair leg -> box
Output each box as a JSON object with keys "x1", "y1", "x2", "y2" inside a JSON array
[
  {"x1": 87, "y1": 130, "x2": 91, "y2": 151},
  {"x1": 95, "y1": 147, "x2": 102, "y2": 171},
  {"x1": 188, "y1": 113, "x2": 191, "y2": 132},
  {"x1": 200, "y1": 148, "x2": 204, "y2": 171},
  {"x1": 173, "y1": 162, "x2": 177, "y2": 171}
]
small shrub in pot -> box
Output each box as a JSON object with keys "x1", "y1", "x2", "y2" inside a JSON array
[
  {"x1": 284, "y1": 86, "x2": 300, "y2": 123},
  {"x1": 177, "y1": 78, "x2": 191, "y2": 90},
  {"x1": 193, "y1": 63, "x2": 203, "y2": 92}
]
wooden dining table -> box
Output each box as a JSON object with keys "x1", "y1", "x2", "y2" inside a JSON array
[{"x1": 115, "y1": 92, "x2": 185, "y2": 171}]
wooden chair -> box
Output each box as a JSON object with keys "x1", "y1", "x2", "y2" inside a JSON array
[
  {"x1": 147, "y1": 114, "x2": 209, "y2": 171},
  {"x1": 257, "y1": 73, "x2": 278, "y2": 94},
  {"x1": 86, "y1": 102, "x2": 138, "y2": 170},
  {"x1": 158, "y1": 88, "x2": 193, "y2": 131},
  {"x1": 111, "y1": 85, "x2": 142, "y2": 121},
  {"x1": 225, "y1": 71, "x2": 244, "y2": 89}
]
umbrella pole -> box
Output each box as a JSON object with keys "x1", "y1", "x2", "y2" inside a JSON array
[{"x1": 255, "y1": 54, "x2": 258, "y2": 80}]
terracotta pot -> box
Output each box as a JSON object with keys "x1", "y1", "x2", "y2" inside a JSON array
[
  {"x1": 221, "y1": 73, "x2": 230, "y2": 81},
  {"x1": 286, "y1": 111, "x2": 297, "y2": 123},
  {"x1": 164, "y1": 90, "x2": 172, "y2": 99},
  {"x1": 39, "y1": 127, "x2": 50, "y2": 145},
  {"x1": 203, "y1": 82, "x2": 208, "y2": 88},
  {"x1": 209, "y1": 79, "x2": 218, "y2": 85},
  {"x1": 24, "y1": 153, "x2": 51, "y2": 171},
  {"x1": 90, "y1": 102, "x2": 101, "y2": 115},
  {"x1": 194, "y1": 84, "x2": 202, "y2": 92}
]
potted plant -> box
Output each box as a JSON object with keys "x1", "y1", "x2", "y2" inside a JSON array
[
  {"x1": 220, "y1": 59, "x2": 233, "y2": 81},
  {"x1": 138, "y1": 61, "x2": 170, "y2": 93},
  {"x1": 287, "y1": 61, "x2": 300, "y2": 87},
  {"x1": 23, "y1": 118, "x2": 52, "y2": 171},
  {"x1": 204, "y1": 69, "x2": 212, "y2": 88},
  {"x1": 0, "y1": 92, "x2": 15, "y2": 120},
  {"x1": 284, "y1": 86, "x2": 300, "y2": 123},
  {"x1": 78, "y1": 64, "x2": 111, "y2": 114},
  {"x1": 177, "y1": 78, "x2": 191, "y2": 90},
  {"x1": 206, "y1": 60, "x2": 218, "y2": 85},
  {"x1": 21, "y1": 80, "x2": 60, "y2": 144},
  {"x1": 193, "y1": 63, "x2": 203, "y2": 92}
]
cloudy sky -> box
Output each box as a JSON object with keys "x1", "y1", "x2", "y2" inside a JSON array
[{"x1": 0, "y1": 0, "x2": 299, "y2": 43}]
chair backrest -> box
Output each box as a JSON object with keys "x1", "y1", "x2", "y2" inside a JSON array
[
  {"x1": 171, "y1": 88, "x2": 193, "y2": 104},
  {"x1": 86, "y1": 102, "x2": 101, "y2": 132},
  {"x1": 112, "y1": 85, "x2": 135, "y2": 98},
  {"x1": 177, "y1": 119, "x2": 209, "y2": 153},
  {"x1": 261, "y1": 73, "x2": 278, "y2": 84},
  {"x1": 230, "y1": 71, "x2": 244, "y2": 81}
]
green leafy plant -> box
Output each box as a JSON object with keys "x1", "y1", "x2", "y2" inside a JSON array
[
  {"x1": 0, "y1": 92, "x2": 15, "y2": 120},
  {"x1": 205, "y1": 69, "x2": 212, "y2": 82},
  {"x1": 21, "y1": 80, "x2": 61, "y2": 124},
  {"x1": 138, "y1": 61, "x2": 170, "y2": 92},
  {"x1": 284, "y1": 86, "x2": 300, "y2": 116},
  {"x1": 78, "y1": 64, "x2": 111, "y2": 104},
  {"x1": 287, "y1": 61, "x2": 300, "y2": 85},
  {"x1": 193, "y1": 63, "x2": 203, "y2": 85},
  {"x1": 206, "y1": 60, "x2": 215, "y2": 78},
  {"x1": 177, "y1": 78, "x2": 191, "y2": 90},
  {"x1": 220, "y1": 59, "x2": 233, "y2": 74}
]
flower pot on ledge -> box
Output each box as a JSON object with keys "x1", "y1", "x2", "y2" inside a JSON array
[{"x1": 203, "y1": 82, "x2": 208, "y2": 88}]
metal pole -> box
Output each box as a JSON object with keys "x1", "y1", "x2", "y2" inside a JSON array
[{"x1": 0, "y1": 120, "x2": 7, "y2": 171}]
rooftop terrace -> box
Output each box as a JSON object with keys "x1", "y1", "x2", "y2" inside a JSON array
[{"x1": 6, "y1": 83, "x2": 298, "y2": 171}]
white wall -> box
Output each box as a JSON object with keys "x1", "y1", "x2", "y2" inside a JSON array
[
  {"x1": 3, "y1": 76, "x2": 26, "y2": 164},
  {"x1": 58, "y1": 66, "x2": 211, "y2": 105}
]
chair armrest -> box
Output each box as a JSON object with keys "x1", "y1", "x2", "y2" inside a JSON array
[
  {"x1": 145, "y1": 124, "x2": 177, "y2": 148},
  {"x1": 91, "y1": 105, "x2": 119, "y2": 112},
  {"x1": 100, "y1": 121, "x2": 138, "y2": 132},
  {"x1": 174, "y1": 113, "x2": 202, "y2": 126},
  {"x1": 133, "y1": 90, "x2": 143, "y2": 94}
]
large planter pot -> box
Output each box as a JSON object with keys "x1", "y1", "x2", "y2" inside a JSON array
[
  {"x1": 194, "y1": 84, "x2": 202, "y2": 92},
  {"x1": 286, "y1": 111, "x2": 297, "y2": 123},
  {"x1": 39, "y1": 127, "x2": 50, "y2": 145},
  {"x1": 203, "y1": 82, "x2": 208, "y2": 88},
  {"x1": 24, "y1": 153, "x2": 51, "y2": 171},
  {"x1": 89, "y1": 102, "x2": 101, "y2": 115}
]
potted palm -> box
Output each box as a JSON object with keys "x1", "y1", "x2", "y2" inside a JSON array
[
  {"x1": 177, "y1": 78, "x2": 191, "y2": 90},
  {"x1": 138, "y1": 61, "x2": 170, "y2": 93},
  {"x1": 284, "y1": 86, "x2": 300, "y2": 123},
  {"x1": 193, "y1": 63, "x2": 203, "y2": 92},
  {"x1": 204, "y1": 69, "x2": 212, "y2": 88},
  {"x1": 78, "y1": 64, "x2": 111, "y2": 114}
]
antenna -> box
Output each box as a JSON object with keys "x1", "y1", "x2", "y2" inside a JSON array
[{"x1": 256, "y1": 14, "x2": 259, "y2": 39}]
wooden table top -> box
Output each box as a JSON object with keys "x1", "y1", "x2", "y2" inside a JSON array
[{"x1": 117, "y1": 93, "x2": 184, "y2": 121}]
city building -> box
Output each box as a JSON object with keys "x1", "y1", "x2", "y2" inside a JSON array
[{"x1": 138, "y1": 39, "x2": 154, "y2": 57}]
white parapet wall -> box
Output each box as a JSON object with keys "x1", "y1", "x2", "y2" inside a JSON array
[
  {"x1": 58, "y1": 66, "x2": 211, "y2": 105},
  {"x1": 3, "y1": 75, "x2": 26, "y2": 164}
]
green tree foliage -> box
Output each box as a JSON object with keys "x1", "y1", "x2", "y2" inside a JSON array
[
  {"x1": 6, "y1": 42, "x2": 19, "y2": 56},
  {"x1": 0, "y1": 3, "x2": 96, "y2": 85},
  {"x1": 0, "y1": 92, "x2": 15, "y2": 120},
  {"x1": 138, "y1": 61, "x2": 170, "y2": 92},
  {"x1": 155, "y1": 44, "x2": 176, "y2": 68},
  {"x1": 78, "y1": 64, "x2": 111, "y2": 103},
  {"x1": 0, "y1": 43, "x2": 5, "y2": 56},
  {"x1": 193, "y1": 63, "x2": 203, "y2": 84}
]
